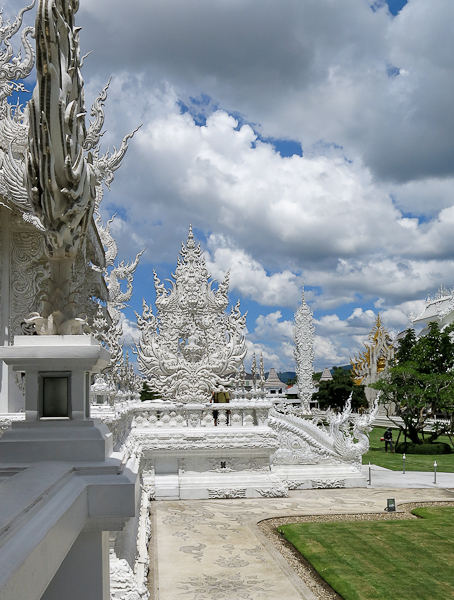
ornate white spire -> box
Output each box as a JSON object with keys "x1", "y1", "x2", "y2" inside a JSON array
[
  {"x1": 293, "y1": 288, "x2": 315, "y2": 413},
  {"x1": 259, "y1": 353, "x2": 266, "y2": 391},
  {"x1": 135, "y1": 226, "x2": 247, "y2": 403}
]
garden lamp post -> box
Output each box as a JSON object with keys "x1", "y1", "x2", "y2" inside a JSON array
[
  {"x1": 434, "y1": 460, "x2": 437, "y2": 484},
  {"x1": 403, "y1": 453, "x2": 406, "y2": 474}
]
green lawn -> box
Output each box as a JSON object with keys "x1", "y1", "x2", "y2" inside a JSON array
[
  {"x1": 363, "y1": 427, "x2": 454, "y2": 472},
  {"x1": 280, "y1": 507, "x2": 454, "y2": 600}
]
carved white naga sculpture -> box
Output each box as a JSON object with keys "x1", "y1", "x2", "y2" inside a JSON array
[
  {"x1": 92, "y1": 210, "x2": 144, "y2": 389},
  {"x1": 293, "y1": 288, "x2": 315, "y2": 412},
  {"x1": 269, "y1": 394, "x2": 378, "y2": 470},
  {"x1": 0, "y1": 1, "x2": 37, "y2": 217},
  {"x1": 136, "y1": 226, "x2": 247, "y2": 403},
  {"x1": 21, "y1": 0, "x2": 138, "y2": 334}
]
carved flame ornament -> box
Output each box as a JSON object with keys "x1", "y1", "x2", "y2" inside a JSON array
[
  {"x1": 93, "y1": 211, "x2": 144, "y2": 389},
  {"x1": 293, "y1": 288, "x2": 315, "y2": 413},
  {"x1": 20, "y1": 1, "x2": 140, "y2": 335},
  {"x1": 25, "y1": 0, "x2": 96, "y2": 334},
  {"x1": 135, "y1": 225, "x2": 247, "y2": 403}
]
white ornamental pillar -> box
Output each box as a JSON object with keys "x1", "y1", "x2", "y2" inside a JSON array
[{"x1": 294, "y1": 289, "x2": 315, "y2": 413}]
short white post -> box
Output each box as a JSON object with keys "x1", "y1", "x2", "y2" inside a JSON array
[
  {"x1": 403, "y1": 453, "x2": 406, "y2": 474},
  {"x1": 434, "y1": 460, "x2": 437, "y2": 484}
]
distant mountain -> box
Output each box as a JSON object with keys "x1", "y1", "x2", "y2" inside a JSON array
[{"x1": 276, "y1": 371, "x2": 296, "y2": 383}]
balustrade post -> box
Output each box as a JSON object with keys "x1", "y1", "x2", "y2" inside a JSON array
[
  {"x1": 230, "y1": 409, "x2": 242, "y2": 427},
  {"x1": 243, "y1": 408, "x2": 254, "y2": 427},
  {"x1": 217, "y1": 408, "x2": 228, "y2": 427}
]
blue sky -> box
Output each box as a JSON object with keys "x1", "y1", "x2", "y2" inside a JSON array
[{"x1": 6, "y1": 0, "x2": 454, "y2": 372}]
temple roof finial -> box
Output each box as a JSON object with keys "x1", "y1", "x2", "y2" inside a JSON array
[{"x1": 187, "y1": 223, "x2": 195, "y2": 248}]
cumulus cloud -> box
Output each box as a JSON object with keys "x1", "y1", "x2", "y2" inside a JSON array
[
  {"x1": 72, "y1": 0, "x2": 454, "y2": 185},
  {"x1": 119, "y1": 315, "x2": 141, "y2": 349},
  {"x1": 252, "y1": 312, "x2": 294, "y2": 342},
  {"x1": 206, "y1": 238, "x2": 303, "y2": 308}
]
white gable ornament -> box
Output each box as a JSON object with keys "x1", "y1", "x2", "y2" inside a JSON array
[{"x1": 135, "y1": 225, "x2": 247, "y2": 403}]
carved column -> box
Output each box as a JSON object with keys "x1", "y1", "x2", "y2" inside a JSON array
[
  {"x1": 0, "y1": 206, "x2": 7, "y2": 412},
  {"x1": 294, "y1": 289, "x2": 315, "y2": 413}
]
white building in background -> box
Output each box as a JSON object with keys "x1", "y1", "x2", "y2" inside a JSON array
[
  {"x1": 412, "y1": 285, "x2": 454, "y2": 334},
  {"x1": 319, "y1": 367, "x2": 333, "y2": 383},
  {"x1": 265, "y1": 368, "x2": 286, "y2": 398}
]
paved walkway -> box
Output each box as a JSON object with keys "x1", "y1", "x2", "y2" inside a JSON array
[
  {"x1": 362, "y1": 463, "x2": 454, "y2": 488},
  {"x1": 149, "y1": 470, "x2": 454, "y2": 600}
]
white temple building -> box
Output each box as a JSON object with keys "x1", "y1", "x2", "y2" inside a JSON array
[
  {"x1": 412, "y1": 285, "x2": 454, "y2": 335},
  {"x1": 351, "y1": 314, "x2": 394, "y2": 408},
  {"x1": 320, "y1": 367, "x2": 333, "y2": 382},
  {"x1": 265, "y1": 368, "x2": 286, "y2": 397}
]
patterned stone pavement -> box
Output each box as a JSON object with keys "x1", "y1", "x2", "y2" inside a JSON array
[{"x1": 149, "y1": 486, "x2": 454, "y2": 599}]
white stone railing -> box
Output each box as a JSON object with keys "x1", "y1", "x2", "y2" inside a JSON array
[
  {"x1": 230, "y1": 388, "x2": 267, "y2": 401},
  {"x1": 132, "y1": 400, "x2": 273, "y2": 429},
  {"x1": 0, "y1": 412, "x2": 25, "y2": 439},
  {"x1": 91, "y1": 400, "x2": 142, "y2": 451}
]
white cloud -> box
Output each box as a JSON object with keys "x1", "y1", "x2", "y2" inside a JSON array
[
  {"x1": 120, "y1": 315, "x2": 141, "y2": 349},
  {"x1": 206, "y1": 238, "x2": 303, "y2": 308},
  {"x1": 252, "y1": 312, "x2": 294, "y2": 342},
  {"x1": 244, "y1": 340, "x2": 282, "y2": 372}
]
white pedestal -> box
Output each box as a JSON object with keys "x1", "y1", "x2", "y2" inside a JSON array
[
  {"x1": 271, "y1": 463, "x2": 367, "y2": 489},
  {"x1": 0, "y1": 335, "x2": 109, "y2": 421},
  {"x1": 0, "y1": 336, "x2": 138, "y2": 600}
]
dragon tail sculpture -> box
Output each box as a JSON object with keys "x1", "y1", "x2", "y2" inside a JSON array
[{"x1": 269, "y1": 393, "x2": 378, "y2": 470}]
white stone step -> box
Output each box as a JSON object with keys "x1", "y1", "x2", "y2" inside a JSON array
[{"x1": 154, "y1": 474, "x2": 180, "y2": 500}]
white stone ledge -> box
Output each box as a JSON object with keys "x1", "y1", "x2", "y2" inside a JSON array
[{"x1": 0, "y1": 460, "x2": 137, "y2": 600}]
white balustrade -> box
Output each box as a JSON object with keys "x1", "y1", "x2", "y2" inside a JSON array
[{"x1": 132, "y1": 401, "x2": 273, "y2": 429}]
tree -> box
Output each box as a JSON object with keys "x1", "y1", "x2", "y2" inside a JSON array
[
  {"x1": 372, "y1": 322, "x2": 454, "y2": 445},
  {"x1": 140, "y1": 381, "x2": 159, "y2": 401},
  {"x1": 312, "y1": 367, "x2": 367, "y2": 411}
]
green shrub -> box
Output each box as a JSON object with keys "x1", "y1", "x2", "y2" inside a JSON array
[{"x1": 395, "y1": 441, "x2": 452, "y2": 455}]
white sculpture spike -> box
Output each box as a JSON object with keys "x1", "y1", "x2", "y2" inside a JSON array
[
  {"x1": 294, "y1": 287, "x2": 315, "y2": 413},
  {"x1": 259, "y1": 353, "x2": 266, "y2": 391},
  {"x1": 92, "y1": 211, "x2": 145, "y2": 388},
  {"x1": 0, "y1": 1, "x2": 35, "y2": 109},
  {"x1": 135, "y1": 226, "x2": 247, "y2": 403},
  {"x1": 84, "y1": 78, "x2": 111, "y2": 152},
  {"x1": 21, "y1": 0, "x2": 140, "y2": 335},
  {"x1": 251, "y1": 352, "x2": 257, "y2": 390}
]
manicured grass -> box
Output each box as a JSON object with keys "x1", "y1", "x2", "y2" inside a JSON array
[
  {"x1": 280, "y1": 507, "x2": 454, "y2": 600},
  {"x1": 363, "y1": 427, "x2": 454, "y2": 472}
]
